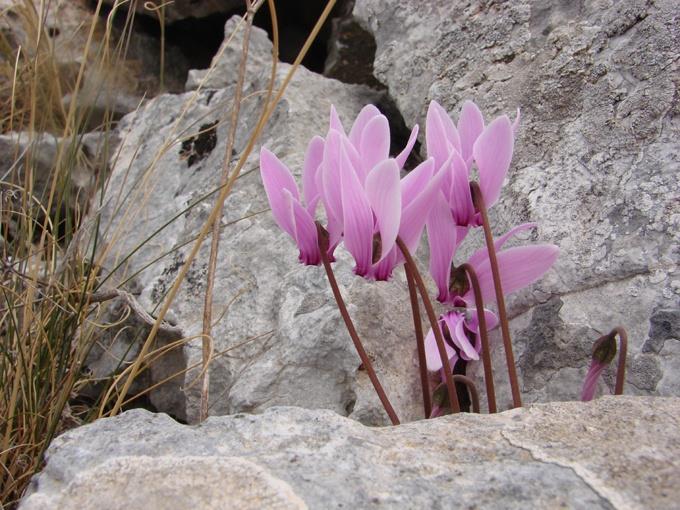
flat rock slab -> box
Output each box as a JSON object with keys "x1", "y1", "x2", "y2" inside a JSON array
[{"x1": 21, "y1": 396, "x2": 680, "y2": 509}]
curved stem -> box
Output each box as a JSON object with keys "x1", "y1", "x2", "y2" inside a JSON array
[
  {"x1": 470, "y1": 182, "x2": 522, "y2": 408},
  {"x1": 404, "y1": 262, "x2": 431, "y2": 418},
  {"x1": 452, "y1": 374, "x2": 480, "y2": 413},
  {"x1": 459, "y1": 263, "x2": 496, "y2": 413},
  {"x1": 317, "y1": 224, "x2": 400, "y2": 425},
  {"x1": 396, "y1": 238, "x2": 460, "y2": 413},
  {"x1": 613, "y1": 326, "x2": 628, "y2": 395}
]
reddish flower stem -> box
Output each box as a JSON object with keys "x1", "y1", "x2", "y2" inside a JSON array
[
  {"x1": 612, "y1": 326, "x2": 628, "y2": 395},
  {"x1": 317, "y1": 224, "x2": 400, "y2": 425},
  {"x1": 453, "y1": 374, "x2": 480, "y2": 413},
  {"x1": 470, "y1": 181, "x2": 522, "y2": 408},
  {"x1": 396, "y1": 237, "x2": 461, "y2": 413},
  {"x1": 459, "y1": 263, "x2": 497, "y2": 413},
  {"x1": 404, "y1": 262, "x2": 432, "y2": 418}
]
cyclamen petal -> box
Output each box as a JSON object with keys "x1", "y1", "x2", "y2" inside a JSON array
[
  {"x1": 473, "y1": 115, "x2": 514, "y2": 208},
  {"x1": 360, "y1": 115, "x2": 391, "y2": 176},
  {"x1": 471, "y1": 244, "x2": 559, "y2": 304},
  {"x1": 401, "y1": 158, "x2": 434, "y2": 208},
  {"x1": 424, "y1": 322, "x2": 457, "y2": 372},
  {"x1": 426, "y1": 100, "x2": 461, "y2": 167},
  {"x1": 349, "y1": 104, "x2": 382, "y2": 149},
  {"x1": 458, "y1": 100, "x2": 485, "y2": 164},
  {"x1": 321, "y1": 130, "x2": 344, "y2": 224},
  {"x1": 302, "y1": 136, "x2": 325, "y2": 215},
  {"x1": 581, "y1": 360, "x2": 607, "y2": 402},
  {"x1": 426, "y1": 192, "x2": 458, "y2": 302},
  {"x1": 466, "y1": 222, "x2": 538, "y2": 269},
  {"x1": 260, "y1": 148, "x2": 299, "y2": 238},
  {"x1": 443, "y1": 312, "x2": 479, "y2": 361},
  {"x1": 287, "y1": 190, "x2": 320, "y2": 265},
  {"x1": 448, "y1": 149, "x2": 476, "y2": 226},
  {"x1": 329, "y1": 105, "x2": 345, "y2": 135},
  {"x1": 340, "y1": 144, "x2": 373, "y2": 276},
  {"x1": 399, "y1": 157, "x2": 448, "y2": 251},
  {"x1": 395, "y1": 124, "x2": 419, "y2": 169},
  {"x1": 365, "y1": 159, "x2": 401, "y2": 262}
]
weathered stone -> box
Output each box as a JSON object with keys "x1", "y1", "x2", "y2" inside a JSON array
[
  {"x1": 354, "y1": 0, "x2": 680, "y2": 408},
  {"x1": 91, "y1": 17, "x2": 432, "y2": 425},
  {"x1": 20, "y1": 397, "x2": 680, "y2": 509}
]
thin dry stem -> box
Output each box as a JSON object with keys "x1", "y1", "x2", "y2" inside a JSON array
[{"x1": 199, "y1": 0, "x2": 258, "y2": 423}]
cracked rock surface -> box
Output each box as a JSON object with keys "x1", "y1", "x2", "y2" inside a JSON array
[
  {"x1": 354, "y1": 0, "x2": 680, "y2": 407},
  {"x1": 20, "y1": 397, "x2": 680, "y2": 509},
  {"x1": 92, "y1": 18, "x2": 424, "y2": 425}
]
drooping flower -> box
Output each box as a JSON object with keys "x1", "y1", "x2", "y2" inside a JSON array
[
  {"x1": 259, "y1": 136, "x2": 324, "y2": 265},
  {"x1": 427, "y1": 191, "x2": 559, "y2": 305},
  {"x1": 425, "y1": 99, "x2": 517, "y2": 230},
  {"x1": 581, "y1": 331, "x2": 618, "y2": 402},
  {"x1": 319, "y1": 105, "x2": 447, "y2": 280}
]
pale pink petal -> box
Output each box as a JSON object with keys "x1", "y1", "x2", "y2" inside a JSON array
[
  {"x1": 349, "y1": 104, "x2": 381, "y2": 148},
  {"x1": 426, "y1": 100, "x2": 460, "y2": 167},
  {"x1": 302, "y1": 136, "x2": 325, "y2": 215},
  {"x1": 360, "y1": 114, "x2": 391, "y2": 175},
  {"x1": 465, "y1": 309, "x2": 499, "y2": 353},
  {"x1": 365, "y1": 159, "x2": 401, "y2": 262},
  {"x1": 395, "y1": 124, "x2": 419, "y2": 168},
  {"x1": 467, "y1": 222, "x2": 538, "y2": 269},
  {"x1": 472, "y1": 244, "x2": 559, "y2": 304},
  {"x1": 260, "y1": 148, "x2": 299, "y2": 238},
  {"x1": 370, "y1": 246, "x2": 399, "y2": 281},
  {"x1": 448, "y1": 150, "x2": 476, "y2": 226},
  {"x1": 443, "y1": 311, "x2": 479, "y2": 361},
  {"x1": 321, "y1": 130, "x2": 344, "y2": 223},
  {"x1": 289, "y1": 194, "x2": 320, "y2": 265},
  {"x1": 401, "y1": 158, "x2": 434, "y2": 208},
  {"x1": 329, "y1": 105, "x2": 345, "y2": 135},
  {"x1": 473, "y1": 115, "x2": 514, "y2": 208},
  {"x1": 399, "y1": 159, "x2": 448, "y2": 251},
  {"x1": 426, "y1": 192, "x2": 457, "y2": 302},
  {"x1": 458, "y1": 100, "x2": 485, "y2": 164},
  {"x1": 340, "y1": 144, "x2": 373, "y2": 276},
  {"x1": 424, "y1": 323, "x2": 457, "y2": 372},
  {"x1": 581, "y1": 360, "x2": 607, "y2": 402}
]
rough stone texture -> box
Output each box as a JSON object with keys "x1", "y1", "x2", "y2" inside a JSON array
[
  {"x1": 354, "y1": 0, "x2": 680, "y2": 408},
  {"x1": 21, "y1": 397, "x2": 680, "y2": 509},
  {"x1": 92, "y1": 21, "x2": 430, "y2": 425}
]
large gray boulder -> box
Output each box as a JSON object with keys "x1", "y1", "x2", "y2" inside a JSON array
[
  {"x1": 354, "y1": 0, "x2": 680, "y2": 407},
  {"x1": 20, "y1": 397, "x2": 680, "y2": 509},
  {"x1": 93, "y1": 21, "x2": 426, "y2": 424}
]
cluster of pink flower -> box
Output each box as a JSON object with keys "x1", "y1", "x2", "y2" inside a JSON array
[{"x1": 260, "y1": 100, "x2": 620, "y2": 420}]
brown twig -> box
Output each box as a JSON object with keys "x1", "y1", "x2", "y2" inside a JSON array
[
  {"x1": 395, "y1": 237, "x2": 460, "y2": 413},
  {"x1": 612, "y1": 326, "x2": 628, "y2": 395},
  {"x1": 470, "y1": 182, "x2": 522, "y2": 408},
  {"x1": 317, "y1": 223, "x2": 400, "y2": 425},
  {"x1": 404, "y1": 262, "x2": 431, "y2": 418},
  {"x1": 459, "y1": 263, "x2": 496, "y2": 413},
  {"x1": 200, "y1": 0, "x2": 258, "y2": 422},
  {"x1": 452, "y1": 374, "x2": 480, "y2": 413}
]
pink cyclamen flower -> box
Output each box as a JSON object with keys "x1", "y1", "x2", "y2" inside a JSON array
[
  {"x1": 581, "y1": 332, "x2": 618, "y2": 401},
  {"x1": 319, "y1": 105, "x2": 448, "y2": 280},
  {"x1": 427, "y1": 192, "x2": 559, "y2": 304},
  {"x1": 426, "y1": 99, "x2": 519, "y2": 229},
  {"x1": 424, "y1": 305, "x2": 500, "y2": 372},
  {"x1": 259, "y1": 136, "x2": 325, "y2": 265}
]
